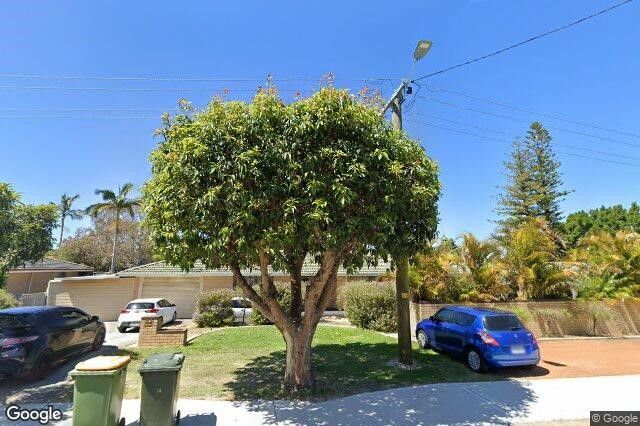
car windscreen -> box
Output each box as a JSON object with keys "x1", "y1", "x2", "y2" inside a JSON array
[
  {"x1": 126, "y1": 303, "x2": 154, "y2": 310},
  {"x1": 484, "y1": 315, "x2": 524, "y2": 331},
  {"x1": 0, "y1": 314, "x2": 34, "y2": 336}
]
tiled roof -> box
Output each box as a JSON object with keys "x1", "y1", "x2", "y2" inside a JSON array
[
  {"x1": 10, "y1": 257, "x2": 93, "y2": 272},
  {"x1": 118, "y1": 258, "x2": 392, "y2": 277}
]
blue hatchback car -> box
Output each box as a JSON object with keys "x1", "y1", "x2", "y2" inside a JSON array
[{"x1": 415, "y1": 305, "x2": 540, "y2": 373}]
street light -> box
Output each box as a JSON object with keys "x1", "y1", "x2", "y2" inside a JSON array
[
  {"x1": 413, "y1": 40, "x2": 433, "y2": 62},
  {"x1": 382, "y1": 39, "x2": 433, "y2": 367},
  {"x1": 382, "y1": 39, "x2": 433, "y2": 114}
]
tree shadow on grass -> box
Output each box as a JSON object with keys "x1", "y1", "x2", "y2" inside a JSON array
[{"x1": 225, "y1": 341, "x2": 539, "y2": 424}]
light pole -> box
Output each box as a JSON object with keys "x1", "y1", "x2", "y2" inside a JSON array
[{"x1": 381, "y1": 39, "x2": 433, "y2": 366}]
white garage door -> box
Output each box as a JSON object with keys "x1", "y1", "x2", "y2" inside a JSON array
[
  {"x1": 141, "y1": 280, "x2": 200, "y2": 318},
  {"x1": 48, "y1": 280, "x2": 134, "y2": 321}
]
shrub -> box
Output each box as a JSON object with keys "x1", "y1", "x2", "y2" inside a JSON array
[
  {"x1": 0, "y1": 288, "x2": 18, "y2": 309},
  {"x1": 250, "y1": 283, "x2": 292, "y2": 325},
  {"x1": 193, "y1": 289, "x2": 234, "y2": 328},
  {"x1": 341, "y1": 281, "x2": 397, "y2": 333}
]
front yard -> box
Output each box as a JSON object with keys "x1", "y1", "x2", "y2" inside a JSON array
[{"x1": 119, "y1": 325, "x2": 488, "y2": 400}]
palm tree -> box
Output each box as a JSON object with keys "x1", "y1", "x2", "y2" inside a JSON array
[
  {"x1": 58, "y1": 193, "x2": 83, "y2": 248},
  {"x1": 458, "y1": 233, "x2": 509, "y2": 301},
  {"x1": 503, "y1": 218, "x2": 570, "y2": 300},
  {"x1": 85, "y1": 183, "x2": 140, "y2": 273}
]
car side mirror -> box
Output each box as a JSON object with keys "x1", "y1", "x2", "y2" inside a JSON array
[
  {"x1": 91, "y1": 316, "x2": 99, "y2": 322},
  {"x1": 171, "y1": 303, "x2": 176, "y2": 307},
  {"x1": 428, "y1": 316, "x2": 434, "y2": 321}
]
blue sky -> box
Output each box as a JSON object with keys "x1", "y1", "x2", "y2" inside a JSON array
[{"x1": 1, "y1": 1, "x2": 638, "y2": 241}]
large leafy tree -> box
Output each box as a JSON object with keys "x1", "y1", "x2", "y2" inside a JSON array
[
  {"x1": 0, "y1": 183, "x2": 58, "y2": 286},
  {"x1": 85, "y1": 183, "x2": 141, "y2": 273},
  {"x1": 57, "y1": 193, "x2": 83, "y2": 247},
  {"x1": 562, "y1": 202, "x2": 640, "y2": 247},
  {"x1": 54, "y1": 211, "x2": 154, "y2": 272},
  {"x1": 143, "y1": 87, "x2": 440, "y2": 390},
  {"x1": 497, "y1": 122, "x2": 570, "y2": 232}
]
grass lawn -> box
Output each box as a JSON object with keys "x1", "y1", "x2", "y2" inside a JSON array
[{"x1": 119, "y1": 325, "x2": 489, "y2": 401}]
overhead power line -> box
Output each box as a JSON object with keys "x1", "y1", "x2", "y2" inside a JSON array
[
  {"x1": 417, "y1": 95, "x2": 640, "y2": 150},
  {"x1": 0, "y1": 85, "x2": 310, "y2": 93},
  {"x1": 408, "y1": 112, "x2": 640, "y2": 162},
  {"x1": 0, "y1": 74, "x2": 396, "y2": 83},
  {"x1": 0, "y1": 115, "x2": 159, "y2": 119},
  {"x1": 407, "y1": 119, "x2": 640, "y2": 169},
  {"x1": 425, "y1": 85, "x2": 640, "y2": 139},
  {"x1": 413, "y1": 0, "x2": 634, "y2": 81},
  {"x1": 0, "y1": 107, "x2": 168, "y2": 112}
]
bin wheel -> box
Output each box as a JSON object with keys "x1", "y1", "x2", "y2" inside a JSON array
[
  {"x1": 118, "y1": 418, "x2": 125, "y2": 426},
  {"x1": 176, "y1": 410, "x2": 181, "y2": 424}
]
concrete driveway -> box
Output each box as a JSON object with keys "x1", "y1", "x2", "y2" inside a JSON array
[{"x1": 0, "y1": 319, "x2": 191, "y2": 407}]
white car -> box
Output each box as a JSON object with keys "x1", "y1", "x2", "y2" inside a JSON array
[
  {"x1": 117, "y1": 298, "x2": 177, "y2": 332},
  {"x1": 231, "y1": 297, "x2": 252, "y2": 324}
]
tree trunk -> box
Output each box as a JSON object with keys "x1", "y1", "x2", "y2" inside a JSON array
[
  {"x1": 283, "y1": 328, "x2": 315, "y2": 390},
  {"x1": 110, "y1": 215, "x2": 120, "y2": 273},
  {"x1": 230, "y1": 249, "x2": 342, "y2": 392},
  {"x1": 516, "y1": 276, "x2": 526, "y2": 301},
  {"x1": 59, "y1": 216, "x2": 65, "y2": 248}
]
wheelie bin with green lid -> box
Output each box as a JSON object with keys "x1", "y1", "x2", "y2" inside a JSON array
[
  {"x1": 138, "y1": 352, "x2": 185, "y2": 426},
  {"x1": 69, "y1": 355, "x2": 131, "y2": 426}
]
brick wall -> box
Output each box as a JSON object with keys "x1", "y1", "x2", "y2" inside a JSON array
[
  {"x1": 410, "y1": 300, "x2": 640, "y2": 338},
  {"x1": 138, "y1": 316, "x2": 187, "y2": 347}
]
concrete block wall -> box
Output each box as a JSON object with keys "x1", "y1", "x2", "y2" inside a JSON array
[
  {"x1": 410, "y1": 300, "x2": 640, "y2": 338},
  {"x1": 138, "y1": 316, "x2": 187, "y2": 347}
]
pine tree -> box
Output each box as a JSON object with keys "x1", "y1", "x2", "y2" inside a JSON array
[
  {"x1": 525, "y1": 122, "x2": 570, "y2": 229},
  {"x1": 496, "y1": 139, "x2": 537, "y2": 230},
  {"x1": 496, "y1": 122, "x2": 570, "y2": 232}
]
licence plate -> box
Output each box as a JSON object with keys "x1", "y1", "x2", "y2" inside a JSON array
[{"x1": 511, "y1": 345, "x2": 525, "y2": 355}]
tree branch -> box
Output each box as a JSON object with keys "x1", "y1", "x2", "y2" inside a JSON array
[{"x1": 257, "y1": 244, "x2": 295, "y2": 334}]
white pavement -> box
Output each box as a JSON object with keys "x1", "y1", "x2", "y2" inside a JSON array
[{"x1": 3, "y1": 374, "x2": 638, "y2": 425}]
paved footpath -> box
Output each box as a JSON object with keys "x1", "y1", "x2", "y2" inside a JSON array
[{"x1": 2, "y1": 374, "x2": 638, "y2": 425}]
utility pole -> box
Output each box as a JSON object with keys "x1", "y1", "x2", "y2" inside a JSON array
[
  {"x1": 381, "y1": 40, "x2": 433, "y2": 367},
  {"x1": 383, "y1": 81, "x2": 413, "y2": 366}
]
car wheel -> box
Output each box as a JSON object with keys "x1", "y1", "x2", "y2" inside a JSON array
[
  {"x1": 92, "y1": 328, "x2": 106, "y2": 351},
  {"x1": 416, "y1": 330, "x2": 430, "y2": 349},
  {"x1": 466, "y1": 348, "x2": 488, "y2": 373},
  {"x1": 117, "y1": 326, "x2": 127, "y2": 333},
  {"x1": 31, "y1": 350, "x2": 53, "y2": 381}
]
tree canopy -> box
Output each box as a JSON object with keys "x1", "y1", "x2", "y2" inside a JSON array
[
  {"x1": 143, "y1": 87, "x2": 440, "y2": 389},
  {"x1": 54, "y1": 210, "x2": 154, "y2": 272},
  {"x1": 57, "y1": 193, "x2": 83, "y2": 248},
  {"x1": 562, "y1": 202, "x2": 640, "y2": 247},
  {"x1": 86, "y1": 183, "x2": 141, "y2": 273},
  {"x1": 0, "y1": 183, "x2": 58, "y2": 286},
  {"x1": 496, "y1": 122, "x2": 570, "y2": 232}
]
